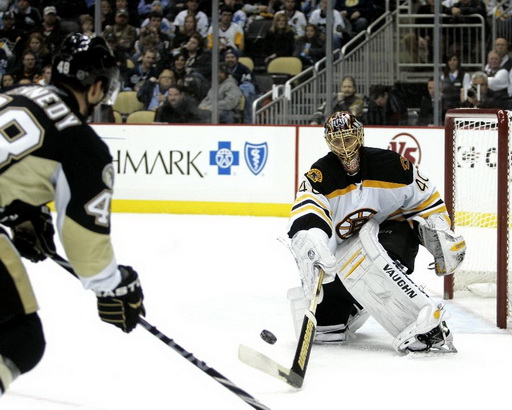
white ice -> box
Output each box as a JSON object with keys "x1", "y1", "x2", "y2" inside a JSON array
[{"x1": 2, "y1": 214, "x2": 512, "y2": 410}]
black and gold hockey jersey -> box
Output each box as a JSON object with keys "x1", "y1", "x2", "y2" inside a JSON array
[
  {"x1": 0, "y1": 84, "x2": 119, "y2": 291},
  {"x1": 288, "y1": 147, "x2": 448, "y2": 242}
]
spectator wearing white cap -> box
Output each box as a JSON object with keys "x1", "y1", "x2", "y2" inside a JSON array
[{"x1": 32, "y1": 6, "x2": 67, "y2": 55}]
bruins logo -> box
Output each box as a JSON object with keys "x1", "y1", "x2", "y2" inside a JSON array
[
  {"x1": 306, "y1": 168, "x2": 323, "y2": 183},
  {"x1": 336, "y1": 209, "x2": 377, "y2": 239},
  {"x1": 400, "y1": 156, "x2": 410, "y2": 170}
]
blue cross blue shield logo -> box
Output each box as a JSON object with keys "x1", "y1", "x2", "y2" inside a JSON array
[
  {"x1": 209, "y1": 141, "x2": 239, "y2": 175},
  {"x1": 244, "y1": 142, "x2": 268, "y2": 175}
]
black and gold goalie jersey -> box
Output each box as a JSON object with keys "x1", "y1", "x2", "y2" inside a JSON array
[
  {"x1": 0, "y1": 84, "x2": 119, "y2": 291},
  {"x1": 288, "y1": 147, "x2": 449, "y2": 242}
]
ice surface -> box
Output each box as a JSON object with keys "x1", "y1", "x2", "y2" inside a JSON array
[{"x1": 2, "y1": 214, "x2": 512, "y2": 410}]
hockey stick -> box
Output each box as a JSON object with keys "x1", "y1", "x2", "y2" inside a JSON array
[
  {"x1": 49, "y1": 253, "x2": 271, "y2": 410},
  {"x1": 238, "y1": 268, "x2": 325, "y2": 389}
]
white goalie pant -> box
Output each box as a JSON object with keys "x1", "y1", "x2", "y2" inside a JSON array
[{"x1": 336, "y1": 219, "x2": 447, "y2": 351}]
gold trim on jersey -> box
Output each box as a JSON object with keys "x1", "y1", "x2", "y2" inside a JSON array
[
  {"x1": 61, "y1": 217, "x2": 115, "y2": 278},
  {"x1": 326, "y1": 180, "x2": 407, "y2": 200},
  {"x1": 0, "y1": 156, "x2": 57, "y2": 207},
  {"x1": 0, "y1": 234, "x2": 38, "y2": 314}
]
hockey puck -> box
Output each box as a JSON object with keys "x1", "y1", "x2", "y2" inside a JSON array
[{"x1": 260, "y1": 329, "x2": 277, "y2": 345}]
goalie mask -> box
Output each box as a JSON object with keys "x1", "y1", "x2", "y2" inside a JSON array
[{"x1": 324, "y1": 111, "x2": 364, "y2": 175}]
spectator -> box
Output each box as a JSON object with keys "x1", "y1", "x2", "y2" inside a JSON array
[
  {"x1": 12, "y1": 49, "x2": 39, "y2": 83},
  {"x1": 294, "y1": 22, "x2": 325, "y2": 68},
  {"x1": 171, "y1": 13, "x2": 198, "y2": 53},
  {"x1": 242, "y1": 1, "x2": 279, "y2": 25},
  {"x1": 32, "y1": 6, "x2": 67, "y2": 55},
  {"x1": 79, "y1": 14, "x2": 95, "y2": 37},
  {"x1": 483, "y1": 50, "x2": 509, "y2": 101},
  {"x1": 102, "y1": 8, "x2": 138, "y2": 61},
  {"x1": 21, "y1": 31, "x2": 51, "y2": 71},
  {"x1": 206, "y1": 5, "x2": 244, "y2": 54},
  {"x1": 275, "y1": 0, "x2": 307, "y2": 38},
  {"x1": 199, "y1": 63, "x2": 243, "y2": 123},
  {"x1": 365, "y1": 84, "x2": 408, "y2": 125},
  {"x1": 114, "y1": 0, "x2": 141, "y2": 28},
  {"x1": 140, "y1": 2, "x2": 174, "y2": 37},
  {"x1": 335, "y1": 0, "x2": 374, "y2": 35},
  {"x1": 0, "y1": 71, "x2": 15, "y2": 90},
  {"x1": 12, "y1": 0, "x2": 41, "y2": 36},
  {"x1": 171, "y1": 52, "x2": 187, "y2": 87},
  {"x1": 224, "y1": 47, "x2": 256, "y2": 123},
  {"x1": 460, "y1": 71, "x2": 506, "y2": 109},
  {"x1": 310, "y1": 75, "x2": 365, "y2": 124},
  {"x1": 134, "y1": 11, "x2": 173, "y2": 69},
  {"x1": 138, "y1": 0, "x2": 170, "y2": 22},
  {"x1": 155, "y1": 84, "x2": 206, "y2": 123},
  {"x1": 173, "y1": 0, "x2": 209, "y2": 37},
  {"x1": 263, "y1": 12, "x2": 295, "y2": 65},
  {"x1": 417, "y1": 77, "x2": 446, "y2": 126},
  {"x1": 222, "y1": 0, "x2": 248, "y2": 30},
  {"x1": 100, "y1": 0, "x2": 115, "y2": 31},
  {"x1": 493, "y1": 37, "x2": 512, "y2": 72},
  {"x1": 182, "y1": 32, "x2": 212, "y2": 80},
  {"x1": 449, "y1": 0, "x2": 487, "y2": 61},
  {"x1": 308, "y1": 0, "x2": 348, "y2": 50},
  {"x1": 441, "y1": 53, "x2": 471, "y2": 111},
  {"x1": 123, "y1": 47, "x2": 158, "y2": 91},
  {"x1": 137, "y1": 68, "x2": 176, "y2": 110},
  {"x1": 0, "y1": 12, "x2": 23, "y2": 54}
]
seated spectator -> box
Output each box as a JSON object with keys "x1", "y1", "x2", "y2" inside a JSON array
[
  {"x1": 483, "y1": 50, "x2": 509, "y2": 101},
  {"x1": 441, "y1": 53, "x2": 471, "y2": 111},
  {"x1": 335, "y1": 0, "x2": 374, "y2": 35},
  {"x1": 80, "y1": 14, "x2": 95, "y2": 37},
  {"x1": 308, "y1": 0, "x2": 348, "y2": 50},
  {"x1": 310, "y1": 75, "x2": 365, "y2": 124},
  {"x1": 137, "y1": 68, "x2": 176, "y2": 110},
  {"x1": 224, "y1": 47, "x2": 256, "y2": 123},
  {"x1": 21, "y1": 32, "x2": 52, "y2": 72},
  {"x1": 12, "y1": 0, "x2": 41, "y2": 36},
  {"x1": 171, "y1": 14, "x2": 198, "y2": 53},
  {"x1": 365, "y1": 84, "x2": 408, "y2": 125},
  {"x1": 171, "y1": 52, "x2": 188, "y2": 87},
  {"x1": 275, "y1": 0, "x2": 307, "y2": 38},
  {"x1": 223, "y1": 0, "x2": 248, "y2": 30},
  {"x1": 294, "y1": 23, "x2": 325, "y2": 68},
  {"x1": 100, "y1": 0, "x2": 116, "y2": 31},
  {"x1": 35, "y1": 63, "x2": 52, "y2": 85},
  {"x1": 155, "y1": 84, "x2": 207, "y2": 123},
  {"x1": 173, "y1": 0, "x2": 209, "y2": 37},
  {"x1": 493, "y1": 37, "x2": 512, "y2": 72},
  {"x1": 263, "y1": 12, "x2": 296, "y2": 65},
  {"x1": 115, "y1": 0, "x2": 142, "y2": 28},
  {"x1": 182, "y1": 32, "x2": 212, "y2": 81},
  {"x1": 32, "y1": 6, "x2": 68, "y2": 56},
  {"x1": 460, "y1": 71, "x2": 507, "y2": 109},
  {"x1": 12, "y1": 50, "x2": 39, "y2": 83},
  {"x1": 206, "y1": 5, "x2": 245, "y2": 54},
  {"x1": 198, "y1": 63, "x2": 243, "y2": 123},
  {"x1": 140, "y1": 3, "x2": 174, "y2": 37},
  {"x1": 102, "y1": 8, "x2": 138, "y2": 61},
  {"x1": 0, "y1": 12, "x2": 23, "y2": 55},
  {"x1": 134, "y1": 11, "x2": 173, "y2": 69},
  {"x1": 417, "y1": 77, "x2": 447, "y2": 126},
  {"x1": 0, "y1": 72, "x2": 15, "y2": 90},
  {"x1": 123, "y1": 47, "x2": 158, "y2": 91}
]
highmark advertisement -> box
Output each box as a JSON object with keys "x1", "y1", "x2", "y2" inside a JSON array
[{"x1": 92, "y1": 124, "x2": 444, "y2": 216}]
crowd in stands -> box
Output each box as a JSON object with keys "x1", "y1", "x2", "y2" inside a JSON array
[{"x1": 0, "y1": 0, "x2": 511, "y2": 125}]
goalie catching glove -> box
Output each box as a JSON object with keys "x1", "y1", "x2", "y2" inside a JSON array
[
  {"x1": 413, "y1": 214, "x2": 466, "y2": 276},
  {"x1": 290, "y1": 228, "x2": 337, "y2": 299},
  {"x1": 96, "y1": 265, "x2": 145, "y2": 333}
]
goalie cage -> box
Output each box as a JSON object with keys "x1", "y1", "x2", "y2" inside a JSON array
[{"x1": 444, "y1": 109, "x2": 511, "y2": 329}]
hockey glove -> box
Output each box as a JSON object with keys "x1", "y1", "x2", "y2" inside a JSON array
[
  {"x1": 290, "y1": 228, "x2": 337, "y2": 299},
  {"x1": 10, "y1": 205, "x2": 56, "y2": 263},
  {"x1": 95, "y1": 265, "x2": 145, "y2": 333}
]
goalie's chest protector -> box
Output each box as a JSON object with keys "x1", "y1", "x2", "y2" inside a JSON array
[{"x1": 307, "y1": 148, "x2": 429, "y2": 242}]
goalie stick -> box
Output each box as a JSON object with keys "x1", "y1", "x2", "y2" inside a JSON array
[
  {"x1": 238, "y1": 269, "x2": 325, "y2": 389},
  {"x1": 49, "y1": 253, "x2": 271, "y2": 410}
]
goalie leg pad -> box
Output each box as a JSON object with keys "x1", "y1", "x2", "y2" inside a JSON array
[
  {"x1": 0, "y1": 355, "x2": 20, "y2": 395},
  {"x1": 336, "y1": 219, "x2": 450, "y2": 350}
]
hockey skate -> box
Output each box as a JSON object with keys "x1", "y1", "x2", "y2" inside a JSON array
[{"x1": 400, "y1": 321, "x2": 457, "y2": 353}]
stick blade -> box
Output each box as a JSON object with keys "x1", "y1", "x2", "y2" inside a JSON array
[{"x1": 238, "y1": 344, "x2": 304, "y2": 388}]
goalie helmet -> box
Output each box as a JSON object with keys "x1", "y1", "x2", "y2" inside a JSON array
[
  {"x1": 324, "y1": 111, "x2": 364, "y2": 175},
  {"x1": 51, "y1": 33, "x2": 120, "y2": 104}
]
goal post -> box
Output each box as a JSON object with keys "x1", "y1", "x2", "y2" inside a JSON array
[{"x1": 444, "y1": 109, "x2": 511, "y2": 329}]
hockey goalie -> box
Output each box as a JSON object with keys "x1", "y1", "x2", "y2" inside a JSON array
[{"x1": 287, "y1": 111, "x2": 466, "y2": 353}]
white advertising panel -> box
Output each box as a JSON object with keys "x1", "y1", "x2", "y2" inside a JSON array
[
  {"x1": 92, "y1": 124, "x2": 296, "y2": 207},
  {"x1": 298, "y1": 126, "x2": 445, "y2": 193}
]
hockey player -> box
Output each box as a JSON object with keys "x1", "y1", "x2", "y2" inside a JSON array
[
  {"x1": 0, "y1": 33, "x2": 145, "y2": 396},
  {"x1": 287, "y1": 111, "x2": 466, "y2": 353}
]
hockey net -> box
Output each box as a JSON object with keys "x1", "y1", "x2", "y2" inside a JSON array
[{"x1": 444, "y1": 109, "x2": 511, "y2": 329}]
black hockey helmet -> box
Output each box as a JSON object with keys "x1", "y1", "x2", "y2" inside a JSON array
[{"x1": 51, "y1": 33, "x2": 120, "y2": 103}]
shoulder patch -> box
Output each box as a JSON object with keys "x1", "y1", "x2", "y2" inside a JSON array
[
  {"x1": 307, "y1": 168, "x2": 323, "y2": 183},
  {"x1": 400, "y1": 156, "x2": 410, "y2": 171}
]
